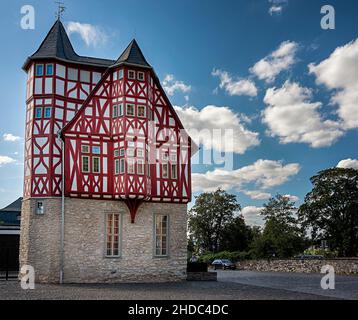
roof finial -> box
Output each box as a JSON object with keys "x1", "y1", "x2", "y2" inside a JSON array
[{"x1": 55, "y1": 1, "x2": 66, "y2": 20}]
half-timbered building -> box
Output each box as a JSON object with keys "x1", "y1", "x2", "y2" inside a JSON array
[{"x1": 20, "y1": 20, "x2": 194, "y2": 283}]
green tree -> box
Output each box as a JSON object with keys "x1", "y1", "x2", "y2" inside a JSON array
[
  {"x1": 219, "y1": 216, "x2": 254, "y2": 252},
  {"x1": 251, "y1": 195, "x2": 306, "y2": 258},
  {"x1": 188, "y1": 189, "x2": 241, "y2": 253},
  {"x1": 299, "y1": 168, "x2": 358, "y2": 257}
]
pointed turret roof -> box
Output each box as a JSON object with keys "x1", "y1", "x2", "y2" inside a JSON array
[
  {"x1": 114, "y1": 39, "x2": 151, "y2": 68},
  {"x1": 23, "y1": 20, "x2": 115, "y2": 70}
]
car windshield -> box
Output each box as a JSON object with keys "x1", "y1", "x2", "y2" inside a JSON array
[{"x1": 222, "y1": 260, "x2": 231, "y2": 263}]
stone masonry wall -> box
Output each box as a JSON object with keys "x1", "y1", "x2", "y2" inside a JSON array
[
  {"x1": 237, "y1": 259, "x2": 358, "y2": 275},
  {"x1": 20, "y1": 198, "x2": 188, "y2": 283}
]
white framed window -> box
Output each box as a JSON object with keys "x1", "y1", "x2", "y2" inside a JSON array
[
  {"x1": 106, "y1": 213, "x2": 121, "y2": 257},
  {"x1": 35, "y1": 107, "x2": 42, "y2": 119},
  {"x1": 81, "y1": 145, "x2": 90, "y2": 154},
  {"x1": 36, "y1": 201, "x2": 45, "y2": 215},
  {"x1": 154, "y1": 215, "x2": 169, "y2": 257},
  {"x1": 171, "y1": 164, "x2": 177, "y2": 180},
  {"x1": 82, "y1": 156, "x2": 90, "y2": 173},
  {"x1": 114, "y1": 149, "x2": 119, "y2": 158},
  {"x1": 44, "y1": 107, "x2": 52, "y2": 119},
  {"x1": 162, "y1": 163, "x2": 168, "y2": 178},
  {"x1": 162, "y1": 152, "x2": 169, "y2": 161},
  {"x1": 119, "y1": 69, "x2": 124, "y2": 79},
  {"x1": 118, "y1": 104, "x2": 123, "y2": 117},
  {"x1": 126, "y1": 104, "x2": 135, "y2": 116},
  {"x1": 36, "y1": 64, "x2": 44, "y2": 77},
  {"x1": 138, "y1": 105, "x2": 146, "y2": 118},
  {"x1": 115, "y1": 159, "x2": 120, "y2": 175},
  {"x1": 120, "y1": 158, "x2": 125, "y2": 174},
  {"x1": 137, "y1": 159, "x2": 144, "y2": 175},
  {"x1": 127, "y1": 148, "x2": 135, "y2": 157},
  {"x1": 137, "y1": 149, "x2": 144, "y2": 158},
  {"x1": 46, "y1": 64, "x2": 54, "y2": 76},
  {"x1": 93, "y1": 157, "x2": 100, "y2": 173},
  {"x1": 170, "y1": 153, "x2": 177, "y2": 163},
  {"x1": 137, "y1": 71, "x2": 145, "y2": 81},
  {"x1": 128, "y1": 70, "x2": 135, "y2": 80},
  {"x1": 113, "y1": 105, "x2": 118, "y2": 118},
  {"x1": 120, "y1": 148, "x2": 125, "y2": 157},
  {"x1": 92, "y1": 146, "x2": 101, "y2": 155},
  {"x1": 127, "y1": 159, "x2": 135, "y2": 174}
]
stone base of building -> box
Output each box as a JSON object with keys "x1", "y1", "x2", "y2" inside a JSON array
[{"x1": 20, "y1": 198, "x2": 188, "y2": 284}]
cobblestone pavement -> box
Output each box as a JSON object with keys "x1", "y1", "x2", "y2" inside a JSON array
[{"x1": 0, "y1": 276, "x2": 341, "y2": 300}]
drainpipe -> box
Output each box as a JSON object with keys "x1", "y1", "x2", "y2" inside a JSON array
[{"x1": 58, "y1": 132, "x2": 65, "y2": 284}]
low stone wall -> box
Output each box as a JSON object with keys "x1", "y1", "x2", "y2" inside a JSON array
[{"x1": 237, "y1": 259, "x2": 358, "y2": 275}]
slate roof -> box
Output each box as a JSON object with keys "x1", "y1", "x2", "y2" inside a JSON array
[
  {"x1": 113, "y1": 39, "x2": 151, "y2": 68},
  {"x1": 0, "y1": 198, "x2": 22, "y2": 227},
  {"x1": 23, "y1": 20, "x2": 115, "y2": 70},
  {"x1": 23, "y1": 20, "x2": 152, "y2": 70},
  {"x1": 0, "y1": 198, "x2": 22, "y2": 213}
]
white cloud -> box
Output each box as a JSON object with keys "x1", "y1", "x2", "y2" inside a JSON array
[
  {"x1": 250, "y1": 40, "x2": 298, "y2": 83},
  {"x1": 309, "y1": 39, "x2": 358, "y2": 129},
  {"x1": 192, "y1": 159, "x2": 300, "y2": 192},
  {"x1": 65, "y1": 21, "x2": 108, "y2": 48},
  {"x1": 269, "y1": 6, "x2": 283, "y2": 15},
  {"x1": 3, "y1": 133, "x2": 21, "y2": 142},
  {"x1": 268, "y1": 0, "x2": 288, "y2": 16},
  {"x1": 175, "y1": 105, "x2": 260, "y2": 154},
  {"x1": 263, "y1": 81, "x2": 344, "y2": 148},
  {"x1": 0, "y1": 156, "x2": 16, "y2": 167},
  {"x1": 283, "y1": 194, "x2": 299, "y2": 202},
  {"x1": 212, "y1": 69, "x2": 258, "y2": 97},
  {"x1": 163, "y1": 74, "x2": 191, "y2": 96},
  {"x1": 241, "y1": 206, "x2": 265, "y2": 227},
  {"x1": 337, "y1": 158, "x2": 358, "y2": 170},
  {"x1": 242, "y1": 190, "x2": 272, "y2": 200}
]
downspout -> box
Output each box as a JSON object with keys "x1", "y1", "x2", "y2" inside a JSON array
[{"x1": 58, "y1": 131, "x2": 65, "y2": 284}]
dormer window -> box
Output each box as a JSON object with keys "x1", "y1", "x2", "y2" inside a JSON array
[
  {"x1": 137, "y1": 72, "x2": 145, "y2": 81},
  {"x1": 36, "y1": 65, "x2": 44, "y2": 77},
  {"x1": 128, "y1": 70, "x2": 135, "y2": 80},
  {"x1": 46, "y1": 64, "x2": 54, "y2": 76}
]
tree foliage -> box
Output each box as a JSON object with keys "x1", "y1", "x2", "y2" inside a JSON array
[
  {"x1": 298, "y1": 168, "x2": 358, "y2": 257},
  {"x1": 251, "y1": 195, "x2": 306, "y2": 258},
  {"x1": 188, "y1": 189, "x2": 240, "y2": 253}
]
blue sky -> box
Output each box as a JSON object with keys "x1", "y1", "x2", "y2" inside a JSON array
[{"x1": 0, "y1": 0, "x2": 357, "y2": 226}]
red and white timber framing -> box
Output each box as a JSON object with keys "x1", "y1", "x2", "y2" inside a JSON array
[{"x1": 24, "y1": 61, "x2": 193, "y2": 221}]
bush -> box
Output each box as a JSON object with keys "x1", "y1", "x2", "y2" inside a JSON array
[
  {"x1": 304, "y1": 248, "x2": 338, "y2": 258},
  {"x1": 187, "y1": 262, "x2": 208, "y2": 273}
]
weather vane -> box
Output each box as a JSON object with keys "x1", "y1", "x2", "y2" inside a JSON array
[{"x1": 55, "y1": 1, "x2": 66, "y2": 20}]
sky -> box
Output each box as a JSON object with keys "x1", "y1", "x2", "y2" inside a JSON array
[{"x1": 0, "y1": 0, "x2": 357, "y2": 226}]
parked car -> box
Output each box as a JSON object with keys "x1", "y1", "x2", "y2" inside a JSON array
[{"x1": 212, "y1": 259, "x2": 236, "y2": 270}]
